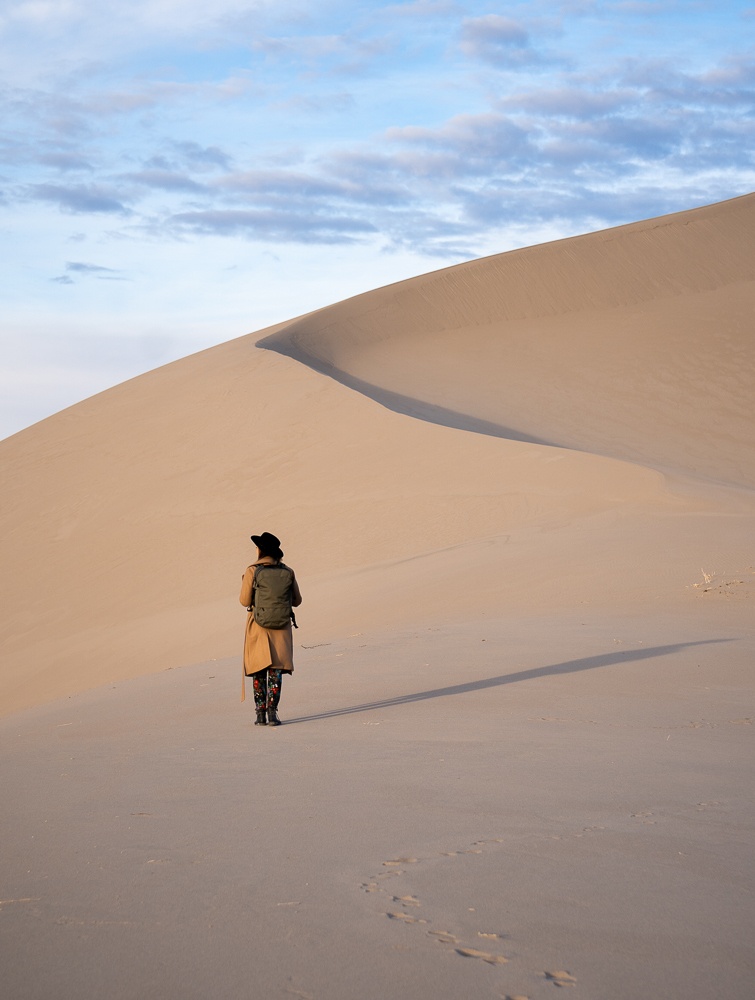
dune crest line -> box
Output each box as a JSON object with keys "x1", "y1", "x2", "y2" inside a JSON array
[{"x1": 259, "y1": 194, "x2": 755, "y2": 488}]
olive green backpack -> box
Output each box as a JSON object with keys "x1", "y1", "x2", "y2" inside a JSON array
[{"x1": 251, "y1": 562, "x2": 297, "y2": 629}]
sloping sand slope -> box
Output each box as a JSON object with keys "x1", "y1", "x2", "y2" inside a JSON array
[
  {"x1": 261, "y1": 193, "x2": 755, "y2": 488},
  {"x1": 1, "y1": 196, "x2": 753, "y2": 716}
]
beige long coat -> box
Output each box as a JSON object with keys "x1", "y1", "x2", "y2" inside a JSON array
[{"x1": 239, "y1": 557, "x2": 302, "y2": 700}]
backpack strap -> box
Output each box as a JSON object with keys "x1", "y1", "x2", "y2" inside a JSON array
[
  {"x1": 251, "y1": 561, "x2": 290, "y2": 593},
  {"x1": 250, "y1": 561, "x2": 281, "y2": 598}
]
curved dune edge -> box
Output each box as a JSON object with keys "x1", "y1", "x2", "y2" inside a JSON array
[
  {"x1": 1, "y1": 199, "x2": 754, "y2": 717},
  {"x1": 259, "y1": 193, "x2": 755, "y2": 489}
]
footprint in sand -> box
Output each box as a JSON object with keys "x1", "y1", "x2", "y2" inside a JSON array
[
  {"x1": 367, "y1": 839, "x2": 581, "y2": 994},
  {"x1": 631, "y1": 811, "x2": 656, "y2": 824},
  {"x1": 573, "y1": 825, "x2": 605, "y2": 837},
  {"x1": 428, "y1": 930, "x2": 459, "y2": 944},
  {"x1": 456, "y1": 946, "x2": 509, "y2": 965},
  {"x1": 386, "y1": 912, "x2": 428, "y2": 924},
  {"x1": 370, "y1": 840, "x2": 515, "y2": 971},
  {"x1": 545, "y1": 970, "x2": 577, "y2": 987}
]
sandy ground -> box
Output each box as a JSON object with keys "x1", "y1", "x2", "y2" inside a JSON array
[{"x1": 1, "y1": 606, "x2": 753, "y2": 1000}]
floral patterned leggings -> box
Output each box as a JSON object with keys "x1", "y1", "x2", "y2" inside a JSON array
[{"x1": 252, "y1": 668, "x2": 283, "y2": 711}]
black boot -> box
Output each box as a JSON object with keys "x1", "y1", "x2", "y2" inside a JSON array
[
  {"x1": 267, "y1": 708, "x2": 281, "y2": 727},
  {"x1": 255, "y1": 708, "x2": 267, "y2": 726}
]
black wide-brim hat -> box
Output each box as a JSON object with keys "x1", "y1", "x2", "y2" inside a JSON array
[{"x1": 251, "y1": 531, "x2": 282, "y2": 557}]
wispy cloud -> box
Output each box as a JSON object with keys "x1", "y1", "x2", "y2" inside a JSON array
[
  {"x1": 217, "y1": 170, "x2": 352, "y2": 200},
  {"x1": 459, "y1": 15, "x2": 537, "y2": 68},
  {"x1": 120, "y1": 170, "x2": 208, "y2": 194},
  {"x1": 170, "y1": 142, "x2": 233, "y2": 170},
  {"x1": 386, "y1": 112, "x2": 532, "y2": 174},
  {"x1": 51, "y1": 260, "x2": 129, "y2": 283},
  {"x1": 65, "y1": 261, "x2": 122, "y2": 275},
  {"x1": 168, "y1": 208, "x2": 378, "y2": 244},
  {"x1": 381, "y1": 1, "x2": 460, "y2": 17},
  {"x1": 27, "y1": 182, "x2": 131, "y2": 214},
  {"x1": 38, "y1": 150, "x2": 96, "y2": 171}
]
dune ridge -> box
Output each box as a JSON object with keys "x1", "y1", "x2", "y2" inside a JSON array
[
  {"x1": 260, "y1": 193, "x2": 755, "y2": 488},
  {"x1": 1, "y1": 196, "x2": 753, "y2": 717}
]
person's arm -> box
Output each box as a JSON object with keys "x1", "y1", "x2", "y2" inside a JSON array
[
  {"x1": 239, "y1": 566, "x2": 255, "y2": 607},
  {"x1": 291, "y1": 573, "x2": 302, "y2": 608}
]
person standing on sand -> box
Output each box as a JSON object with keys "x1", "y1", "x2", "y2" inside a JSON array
[{"x1": 239, "y1": 532, "x2": 302, "y2": 727}]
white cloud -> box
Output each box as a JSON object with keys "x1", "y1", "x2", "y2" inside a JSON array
[
  {"x1": 168, "y1": 207, "x2": 378, "y2": 243},
  {"x1": 381, "y1": 1, "x2": 459, "y2": 17},
  {"x1": 0, "y1": 0, "x2": 276, "y2": 38},
  {"x1": 121, "y1": 170, "x2": 209, "y2": 194},
  {"x1": 499, "y1": 87, "x2": 632, "y2": 118},
  {"x1": 459, "y1": 14, "x2": 540, "y2": 68},
  {"x1": 27, "y1": 182, "x2": 132, "y2": 213}
]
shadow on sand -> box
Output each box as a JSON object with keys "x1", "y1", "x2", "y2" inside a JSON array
[
  {"x1": 257, "y1": 333, "x2": 556, "y2": 447},
  {"x1": 284, "y1": 639, "x2": 734, "y2": 725}
]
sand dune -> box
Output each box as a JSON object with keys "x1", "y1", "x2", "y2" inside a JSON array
[
  {"x1": 1, "y1": 194, "x2": 753, "y2": 719},
  {"x1": 2, "y1": 195, "x2": 754, "y2": 1000}
]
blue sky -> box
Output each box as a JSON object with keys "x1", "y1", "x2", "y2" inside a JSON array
[{"x1": 1, "y1": 0, "x2": 753, "y2": 438}]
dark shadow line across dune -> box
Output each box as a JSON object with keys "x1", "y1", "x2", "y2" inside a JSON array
[
  {"x1": 257, "y1": 334, "x2": 559, "y2": 448},
  {"x1": 284, "y1": 638, "x2": 734, "y2": 725},
  {"x1": 258, "y1": 333, "x2": 755, "y2": 491}
]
